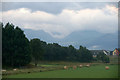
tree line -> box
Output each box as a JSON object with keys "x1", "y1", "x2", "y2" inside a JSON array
[{"x1": 1, "y1": 23, "x2": 109, "y2": 68}]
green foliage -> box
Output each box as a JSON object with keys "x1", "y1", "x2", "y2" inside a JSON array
[
  {"x1": 41, "y1": 43, "x2": 93, "y2": 62},
  {"x1": 2, "y1": 23, "x2": 31, "y2": 68},
  {"x1": 77, "y1": 46, "x2": 93, "y2": 62},
  {"x1": 30, "y1": 38, "x2": 43, "y2": 66},
  {"x1": 96, "y1": 52, "x2": 110, "y2": 63}
]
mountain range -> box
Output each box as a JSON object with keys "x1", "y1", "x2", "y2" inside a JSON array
[{"x1": 23, "y1": 29, "x2": 118, "y2": 50}]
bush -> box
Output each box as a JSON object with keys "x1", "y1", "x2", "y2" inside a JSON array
[{"x1": 103, "y1": 56, "x2": 110, "y2": 63}]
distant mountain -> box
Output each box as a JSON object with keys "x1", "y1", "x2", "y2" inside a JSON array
[
  {"x1": 59, "y1": 30, "x2": 103, "y2": 48},
  {"x1": 24, "y1": 29, "x2": 57, "y2": 42},
  {"x1": 23, "y1": 29, "x2": 118, "y2": 50},
  {"x1": 87, "y1": 33, "x2": 118, "y2": 50}
]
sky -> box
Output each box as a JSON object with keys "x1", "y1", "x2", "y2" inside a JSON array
[{"x1": 1, "y1": 2, "x2": 119, "y2": 50}]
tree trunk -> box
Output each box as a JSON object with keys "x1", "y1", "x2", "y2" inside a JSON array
[{"x1": 35, "y1": 60, "x2": 37, "y2": 67}]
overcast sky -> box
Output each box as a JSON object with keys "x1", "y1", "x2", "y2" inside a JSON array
[{"x1": 1, "y1": 2, "x2": 118, "y2": 39}]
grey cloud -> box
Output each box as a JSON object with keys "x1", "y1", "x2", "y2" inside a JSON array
[
  {"x1": 2, "y1": 4, "x2": 118, "y2": 39},
  {"x1": 2, "y1": 2, "x2": 118, "y2": 14}
]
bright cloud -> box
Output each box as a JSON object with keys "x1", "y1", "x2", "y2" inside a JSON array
[
  {"x1": 89, "y1": 45, "x2": 100, "y2": 50},
  {"x1": 1, "y1": 5, "x2": 118, "y2": 38}
]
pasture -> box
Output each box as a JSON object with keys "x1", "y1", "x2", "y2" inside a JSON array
[{"x1": 3, "y1": 64, "x2": 118, "y2": 78}]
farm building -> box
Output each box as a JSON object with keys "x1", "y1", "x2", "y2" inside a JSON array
[
  {"x1": 90, "y1": 50, "x2": 110, "y2": 57},
  {"x1": 112, "y1": 48, "x2": 120, "y2": 56}
]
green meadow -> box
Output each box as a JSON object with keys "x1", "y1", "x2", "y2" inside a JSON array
[{"x1": 3, "y1": 64, "x2": 118, "y2": 78}]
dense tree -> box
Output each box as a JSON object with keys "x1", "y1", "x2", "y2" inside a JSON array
[
  {"x1": 78, "y1": 46, "x2": 93, "y2": 62},
  {"x1": 96, "y1": 52, "x2": 110, "y2": 63},
  {"x1": 2, "y1": 23, "x2": 31, "y2": 67},
  {"x1": 41, "y1": 43, "x2": 93, "y2": 62},
  {"x1": 66, "y1": 45, "x2": 77, "y2": 61},
  {"x1": 30, "y1": 38, "x2": 43, "y2": 66}
]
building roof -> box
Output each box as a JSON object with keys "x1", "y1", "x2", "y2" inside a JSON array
[{"x1": 90, "y1": 50, "x2": 110, "y2": 55}]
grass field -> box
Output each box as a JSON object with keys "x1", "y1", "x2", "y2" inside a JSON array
[{"x1": 3, "y1": 64, "x2": 118, "y2": 78}]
